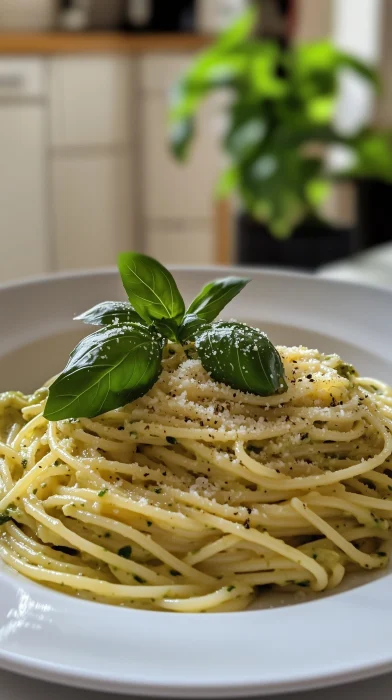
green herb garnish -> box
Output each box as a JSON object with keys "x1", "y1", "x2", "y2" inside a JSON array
[
  {"x1": 98, "y1": 488, "x2": 108, "y2": 497},
  {"x1": 52, "y1": 545, "x2": 79, "y2": 556},
  {"x1": 44, "y1": 322, "x2": 164, "y2": 420},
  {"x1": 196, "y1": 322, "x2": 287, "y2": 396},
  {"x1": 180, "y1": 277, "x2": 249, "y2": 341},
  {"x1": 166, "y1": 436, "x2": 177, "y2": 445},
  {"x1": 43, "y1": 252, "x2": 287, "y2": 420},
  {"x1": 118, "y1": 545, "x2": 132, "y2": 559},
  {"x1": 335, "y1": 362, "x2": 358, "y2": 380},
  {"x1": 0, "y1": 509, "x2": 13, "y2": 525},
  {"x1": 133, "y1": 574, "x2": 145, "y2": 584},
  {"x1": 118, "y1": 252, "x2": 185, "y2": 342},
  {"x1": 75, "y1": 301, "x2": 141, "y2": 327}
]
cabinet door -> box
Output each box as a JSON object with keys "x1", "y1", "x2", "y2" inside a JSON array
[
  {"x1": 143, "y1": 96, "x2": 220, "y2": 219},
  {"x1": 141, "y1": 55, "x2": 222, "y2": 221},
  {"x1": 146, "y1": 221, "x2": 214, "y2": 265},
  {"x1": 0, "y1": 104, "x2": 48, "y2": 282},
  {"x1": 49, "y1": 56, "x2": 133, "y2": 148},
  {"x1": 52, "y1": 154, "x2": 133, "y2": 270}
]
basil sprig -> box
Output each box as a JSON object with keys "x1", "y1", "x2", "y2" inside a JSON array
[
  {"x1": 195, "y1": 322, "x2": 287, "y2": 396},
  {"x1": 179, "y1": 276, "x2": 249, "y2": 341},
  {"x1": 44, "y1": 252, "x2": 287, "y2": 420},
  {"x1": 44, "y1": 324, "x2": 164, "y2": 420},
  {"x1": 74, "y1": 301, "x2": 141, "y2": 327},
  {"x1": 178, "y1": 314, "x2": 209, "y2": 343},
  {"x1": 118, "y1": 252, "x2": 185, "y2": 340},
  {"x1": 186, "y1": 276, "x2": 249, "y2": 322}
]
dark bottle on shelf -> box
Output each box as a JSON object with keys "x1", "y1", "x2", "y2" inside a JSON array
[{"x1": 126, "y1": 0, "x2": 196, "y2": 32}]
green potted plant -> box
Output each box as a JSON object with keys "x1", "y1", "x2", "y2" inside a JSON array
[{"x1": 168, "y1": 8, "x2": 392, "y2": 269}]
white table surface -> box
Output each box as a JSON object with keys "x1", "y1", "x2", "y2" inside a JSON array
[
  {"x1": 318, "y1": 241, "x2": 392, "y2": 288},
  {"x1": 1, "y1": 664, "x2": 392, "y2": 698},
  {"x1": 4, "y1": 250, "x2": 392, "y2": 699}
]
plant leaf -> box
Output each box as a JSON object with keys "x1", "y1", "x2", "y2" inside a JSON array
[
  {"x1": 169, "y1": 117, "x2": 195, "y2": 161},
  {"x1": 44, "y1": 324, "x2": 164, "y2": 420},
  {"x1": 178, "y1": 314, "x2": 209, "y2": 343},
  {"x1": 215, "y1": 166, "x2": 239, "y2": 197},
  {"x1": 187, "y1": 277, "x2": 250, "y2": 323},
  {"x1": 195, "y1": 322, "x2": 287, "y2": 396},
  {"x1": 337, "y1": 52, "x2": 379, "y2": 88},
  {"x1": 118, "y1": 252, "x2": 185, "y2": 328},
  {"x1": 74, "y1": 301, "x2": 142, "y2": 327},
  {"x1": 216, "y1": 5, "x2": 257, "y2": 52},
  {"x1": 348, "y1": 130, "x2": 392, "y2": 182},
  {"x1": 153, "y1": 318, "x2": 182, "y2": 343}
]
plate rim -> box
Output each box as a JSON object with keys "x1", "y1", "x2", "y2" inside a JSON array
[{"x1": 0, "y1": 641, "x2": 392, "y2": 698}]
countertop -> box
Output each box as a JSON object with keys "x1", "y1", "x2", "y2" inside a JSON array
[{"x1": 0, "y1": 32, "x2": 211, "y2": 55}]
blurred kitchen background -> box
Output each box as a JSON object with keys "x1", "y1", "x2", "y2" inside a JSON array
[{"x1": 0, "y1": 0, "x2": 391, "y2": 286}]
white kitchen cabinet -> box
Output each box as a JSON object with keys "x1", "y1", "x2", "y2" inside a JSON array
[
  {"x1": 141, "y1": 55, "x2": 192, "y2": 91},
  {"x1": 143, "y1": 96, "x2": 221, "y2": 220},
  {"x1": 49, "y1": 56, "x2": 133, "y2": 148},
  {"x1": 141, "y1": 55, "x2": 221, "y2": 263},
  {"x1": 49, "y1": 55, "x2": 135, "y2": 272},
  {"x1": 141, "y1": 55, "x2": 221, "y2": 220},
  {"x1": 146, "y1": 221, "x2": 214, "y2": 265},
  {"x1": 0, "y1": 51, "x2": 220, "y2": 282},
  {"x1": 52, "y1": 153, "x2": 133, "y2": 270},
  {"x1": 0, "y1": 99, "x2": 48, "y2": 282},
  {"x1": 0, "y1": 58, "x2": 46, "y2": 99}
]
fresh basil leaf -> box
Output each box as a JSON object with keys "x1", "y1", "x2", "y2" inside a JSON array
[
  {"x1": 44, "y1": 324, "x2": 164, "y2": 420},
  {"x1": 195, "y1": 322, "x2": 287, "y2": 396},
  {"x1": 153, "y1": 318, "x2": 181, "y2": 343},
  {"x1": 118, "y1": 252, "x2": 185, "y2": 328},
  {"x1": 74, "y1": 301, "x2": 142, "y2": 327},
  {"x1": 186, "y1": 277, "x2": 250, "y2": 323},
  {"x1": 178, "y1": 314, "x2": 209, "y2": 342}
]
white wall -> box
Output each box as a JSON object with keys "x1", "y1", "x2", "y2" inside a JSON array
[{"x1": 333, "y1": 0, "x2": 383, "y2": 134}]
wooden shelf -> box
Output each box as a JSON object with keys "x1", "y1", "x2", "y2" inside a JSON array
[{"x1": 0, "y1": 32, "x2": 212, "y2": 55}]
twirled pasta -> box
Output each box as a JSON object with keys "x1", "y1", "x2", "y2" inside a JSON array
[{"x1": 0, "y1": 344, "x2": 391, "y2": 612}]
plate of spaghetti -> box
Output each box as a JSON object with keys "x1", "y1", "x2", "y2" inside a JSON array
[{"x1": 0, "y1": 254, "x2": 392, "y2": 697}]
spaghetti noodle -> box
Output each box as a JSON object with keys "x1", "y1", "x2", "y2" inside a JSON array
[{"x1": 0, "y1": 344, "x2": 391, "y2": 612}]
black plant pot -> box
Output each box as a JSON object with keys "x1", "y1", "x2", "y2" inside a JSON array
[
  {"x1": 356, "y1": 179, "x2": 392, "y2": 249},
  {"x1": 236, "y1": 214, "x2": 360, "y2": 271}
]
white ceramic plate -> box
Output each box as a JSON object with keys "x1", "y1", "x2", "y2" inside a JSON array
[{"x1": 1, "y1": 266, "x2": 392, "y2": 698}]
